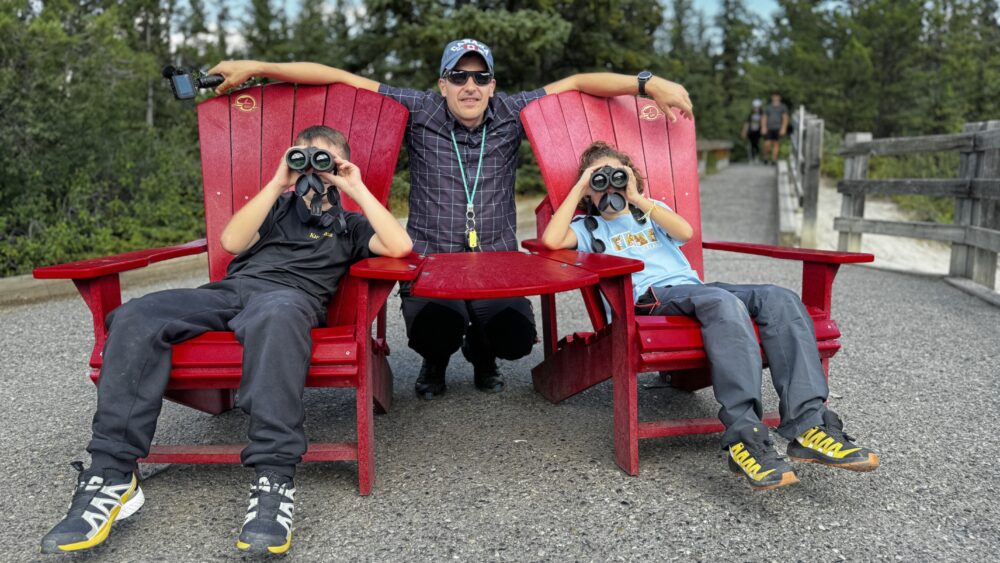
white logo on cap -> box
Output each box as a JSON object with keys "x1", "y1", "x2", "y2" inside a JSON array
[{"x1": 450, "y1": 40, "x2": 490, "y2": 57}]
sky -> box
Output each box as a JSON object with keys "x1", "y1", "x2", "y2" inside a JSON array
[{"x1": 695, "y1": 0, "x2": 781, "y2": 21}]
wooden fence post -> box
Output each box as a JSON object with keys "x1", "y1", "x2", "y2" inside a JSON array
[
  {"x1": 968, "y1": 121, "x2": 1000, "y2": 288},
  {"x1": 837, "y1": 132, "x2": 872, "y2": 252},
  {"x1": 800, "y1": 116, "x2": 824, "y2": 248}
]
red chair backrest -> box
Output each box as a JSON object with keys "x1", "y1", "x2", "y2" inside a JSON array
[
  {"x1": 521, "y1": 92, "x2": 704, "y2": 279},
  {"x1": 197, "y1": 83, "x2": 409, "y2": 282}
]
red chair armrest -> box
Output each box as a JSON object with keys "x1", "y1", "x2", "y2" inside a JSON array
[
  {"x1": 33, "y1": 239, "x2": 208, "y2": 280},
  {"x1": 521, "y1": 240, "x2": 644, "y2": 278},
  {"x1": 702, "y1": 241, "x2": 874, "y2": 264},
  {"x1": 349, "y1": 253, "x2": 423, "y2": 282}
]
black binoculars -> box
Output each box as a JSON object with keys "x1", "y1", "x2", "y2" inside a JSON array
[
  {"x1": 286, "y1": 147, "x2": 337, "y2": 174},
  {"x1": 589, "y1": 166, "x2": 629, "y2": 192}
]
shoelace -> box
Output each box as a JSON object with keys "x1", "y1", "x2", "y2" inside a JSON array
[
  {"x1": 66, "y1": 461, "x2": 103, "y2": 517},
  {"x1": 742, "y1": 438, "x2": 785, "y2": 465},
  {"x1": 250, "y1": 474, "x2": 292, "y2": 520}
]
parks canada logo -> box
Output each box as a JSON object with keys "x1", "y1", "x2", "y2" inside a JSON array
[{"x1": 233, "y1": 94, "x2": 258, "y2": 112}]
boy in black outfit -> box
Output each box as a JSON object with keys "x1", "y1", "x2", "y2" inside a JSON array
[{"x1": 40, "y1": 125, "x2": 412, "y2": 555}]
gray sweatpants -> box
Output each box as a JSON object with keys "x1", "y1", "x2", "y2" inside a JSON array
[
  {"x1": 87, "y1": 277, "x2": 324, "y2": 478},
  {"x1": 640, "y1": 282, "x2": 828, "y2": 446}
]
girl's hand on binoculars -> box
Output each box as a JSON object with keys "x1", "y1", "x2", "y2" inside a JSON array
[
  {"x1": 574, "y1": 164, "x2": 602, "y2": 197},
  {"x1": 207, "y1": 60, "x2": 257, "y2": 94},
  {"x1": 623, "y1": 168, "x2": 644, "y2": 206}
]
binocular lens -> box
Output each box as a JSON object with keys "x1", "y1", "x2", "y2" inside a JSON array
[
  {"x1": 287, "y1": 150, "x2": 309, "y2": 171},
  {"x1": 610, "y1": 170, "x2": 629, "y2": 188},
  {"x1": 590, "y1": 173, "x2": 609, "y2": 191},
  {"x1": 312, "y1": 151, "x2": 333, "y2": 172}
]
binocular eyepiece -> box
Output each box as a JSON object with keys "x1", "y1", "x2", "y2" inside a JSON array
[
  {"x1": 589, "y1": 166, "x2": 629, "y2": 192},
  {"x1": 162, "y1": 65, "x2": 224, "y2": 100},
  {"x1": 286, "y1": 147, "x2": 337, "y2": 174}
]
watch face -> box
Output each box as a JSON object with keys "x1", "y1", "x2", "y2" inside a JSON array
[{"x1": 638, "y1": 71, "x2": 653, "y2": 80}]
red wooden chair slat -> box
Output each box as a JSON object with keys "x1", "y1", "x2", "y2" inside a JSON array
[
  {"x1": 520, "y1": 91, "x2": 873, "y2": 476},
  {"x1": 198, "y1": 96, "x2": 235, "y2": 282},
  {"x1": 34, "y1": 83, "x2": 412, "y2": 495},
  {"x1": 230, "y1": 85, "x2": 264, "y2": 215}
]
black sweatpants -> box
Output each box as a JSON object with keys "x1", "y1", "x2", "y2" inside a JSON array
[
  {"x1": 399, "y1": 284, "x2": 536, "y2": 367},
  {"x1": 87, "y1": 277, "x2": 324, "y2": 479}
]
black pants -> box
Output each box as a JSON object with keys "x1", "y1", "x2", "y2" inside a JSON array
[
  {"x1": 87, "y1": 277, "x2": 324, "y2": 479},
  {"x1": 747, "y1": 131, "x2": 761, "y2": 161},
  {"x1": 399, "y1": 284, "x2": 536, "y2": 367}
]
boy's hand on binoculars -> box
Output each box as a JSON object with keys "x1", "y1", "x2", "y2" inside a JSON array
[
  {"x1": 271, "y1": 148, "x2": 304, "y2": 189},
  {"x1": 207, "y1": 60, "x2": 258, "y2": 94},
  {"x1": 321, "y1": 157, "x2": 367, "y2": 198}
]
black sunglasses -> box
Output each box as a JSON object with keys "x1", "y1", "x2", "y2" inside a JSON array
[
  {"x1": 444, "y1": 70, "x2": 493, "y2": 86},
  {"x1": 583, "y1": 215, "x2": 606, "y2": 253}
]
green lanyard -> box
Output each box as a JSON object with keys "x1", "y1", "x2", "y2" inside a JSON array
[{"x1": 450, "y1": 125, "x2": 488, "y2": 249}]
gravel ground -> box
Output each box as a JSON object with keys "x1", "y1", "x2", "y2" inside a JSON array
[{"x1": 2, "y1": 164, "x2": 998, "y2": 561}]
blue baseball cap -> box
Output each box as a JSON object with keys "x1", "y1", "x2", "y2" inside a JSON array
[{"x1": 439, "y1": 39, "x2": 494, "y2": 76}]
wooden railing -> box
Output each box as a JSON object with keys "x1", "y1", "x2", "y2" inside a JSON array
[
  {"x1": 835, "y1": 121, "x2": 1000, "y2": 290},
  {"x1": 784, "y1": 107, "x2": 824, "y2": 247},
  {"x1": 695, "y1": 139, "x2": 734, "y2": 175}
]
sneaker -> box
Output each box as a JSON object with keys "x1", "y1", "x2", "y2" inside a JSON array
[
  {"x1": 236, "y1": 473, "x2": 295, "y2": 555},
  {"x1": 40, "y1": 461, "x2": 144, "y2": 554},
  {"x1": 727, "y1": 427, "x2": 799, "y2": 491},
  {"x1": 787, "y1": 410, "x2": 880, "y2": 472},
  {"x1": 415, "y1": 358, "x2": 447, "y2": 400},
  {"x1": 461, "y1": 338, "x2": 504, "y2": 393}
]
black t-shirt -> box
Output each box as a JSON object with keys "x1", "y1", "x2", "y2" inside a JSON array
[{"x1": 225, "y1": 192, "x2": 376, "y2": 306}]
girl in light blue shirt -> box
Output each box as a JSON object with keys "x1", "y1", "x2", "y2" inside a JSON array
[{"x1": 541, "y1": 141, "x2": 879, "y2": 492}]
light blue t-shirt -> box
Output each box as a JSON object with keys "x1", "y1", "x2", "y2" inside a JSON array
[{"x1": 569, "y1": 201, "x2": 701, "y2": 301}]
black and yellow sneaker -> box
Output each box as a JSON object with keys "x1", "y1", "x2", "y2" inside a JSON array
[
  {"x1": 40, "y1": 461, "x2": 144, "y2": 554},
  {"x1": 236, "y1": 473, "x2": 295, "y2": 555},
  {"x1": 727, "y1": 427, "x2": 799, "y2": 491},
  {"x1": 787, "y1": 410, "x2": 880, "y2": 472}
]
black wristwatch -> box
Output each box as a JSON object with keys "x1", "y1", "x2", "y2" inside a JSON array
[{"x1": 637, "y1": 70, "x2": 653, "y2": 96}]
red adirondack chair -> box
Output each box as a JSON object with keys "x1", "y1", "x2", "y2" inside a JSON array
[
  {"x1": 32, "y1": 83, "x2": 412, "y2": 495},
  {"x1": 519, "y1": 91, "x2": 874, "y2": 476}
]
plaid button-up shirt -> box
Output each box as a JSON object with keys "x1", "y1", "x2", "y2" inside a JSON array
[{"x1": 379, "y1": 84, "x2": 546, "y2": 254}]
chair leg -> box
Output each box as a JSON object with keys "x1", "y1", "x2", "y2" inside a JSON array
[
  {"x1": 356, "y1": 378, "x2": 374, "y2": 496},
  {"x1": 613, "y1": 364, "x2": 640, "y2": 476},
  {"x1": 370, "y1": 348, "x2": 393, "y2": 415},
  {"x1": 355, "y1": 336, "x2": 375, "y2": 495}
]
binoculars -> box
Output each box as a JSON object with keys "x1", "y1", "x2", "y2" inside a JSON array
[
  {"x1": 286, "y1": 147, "x2": 337, "y2": 174},
  {"x1": 589, "y1": 166, "x2": 629, "y2": 192}
]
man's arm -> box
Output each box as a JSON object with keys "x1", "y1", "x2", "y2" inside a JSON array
[
  {"x1": 207, "y1": 61, "x2": 380, "y2": 95},
  {"x1": 543, "y1": 73, "x2": 693, "y2": 122}
]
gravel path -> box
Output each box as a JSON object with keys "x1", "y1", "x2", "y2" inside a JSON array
[{"x1": 2, "y1": 164, "x2": 998, "y2": 561}]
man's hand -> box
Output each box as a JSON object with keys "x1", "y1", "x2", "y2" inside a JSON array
[
  {"x1": 647, "y1": 77, "x2": 694, "y2": 123},
  {"x1": 207, "y1": 60, "x2": 261, "y2": 94}
]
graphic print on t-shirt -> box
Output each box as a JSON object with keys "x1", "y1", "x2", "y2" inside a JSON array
[{"x1": 610, "y1": 227, "x2": 660, "y2": 253}]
